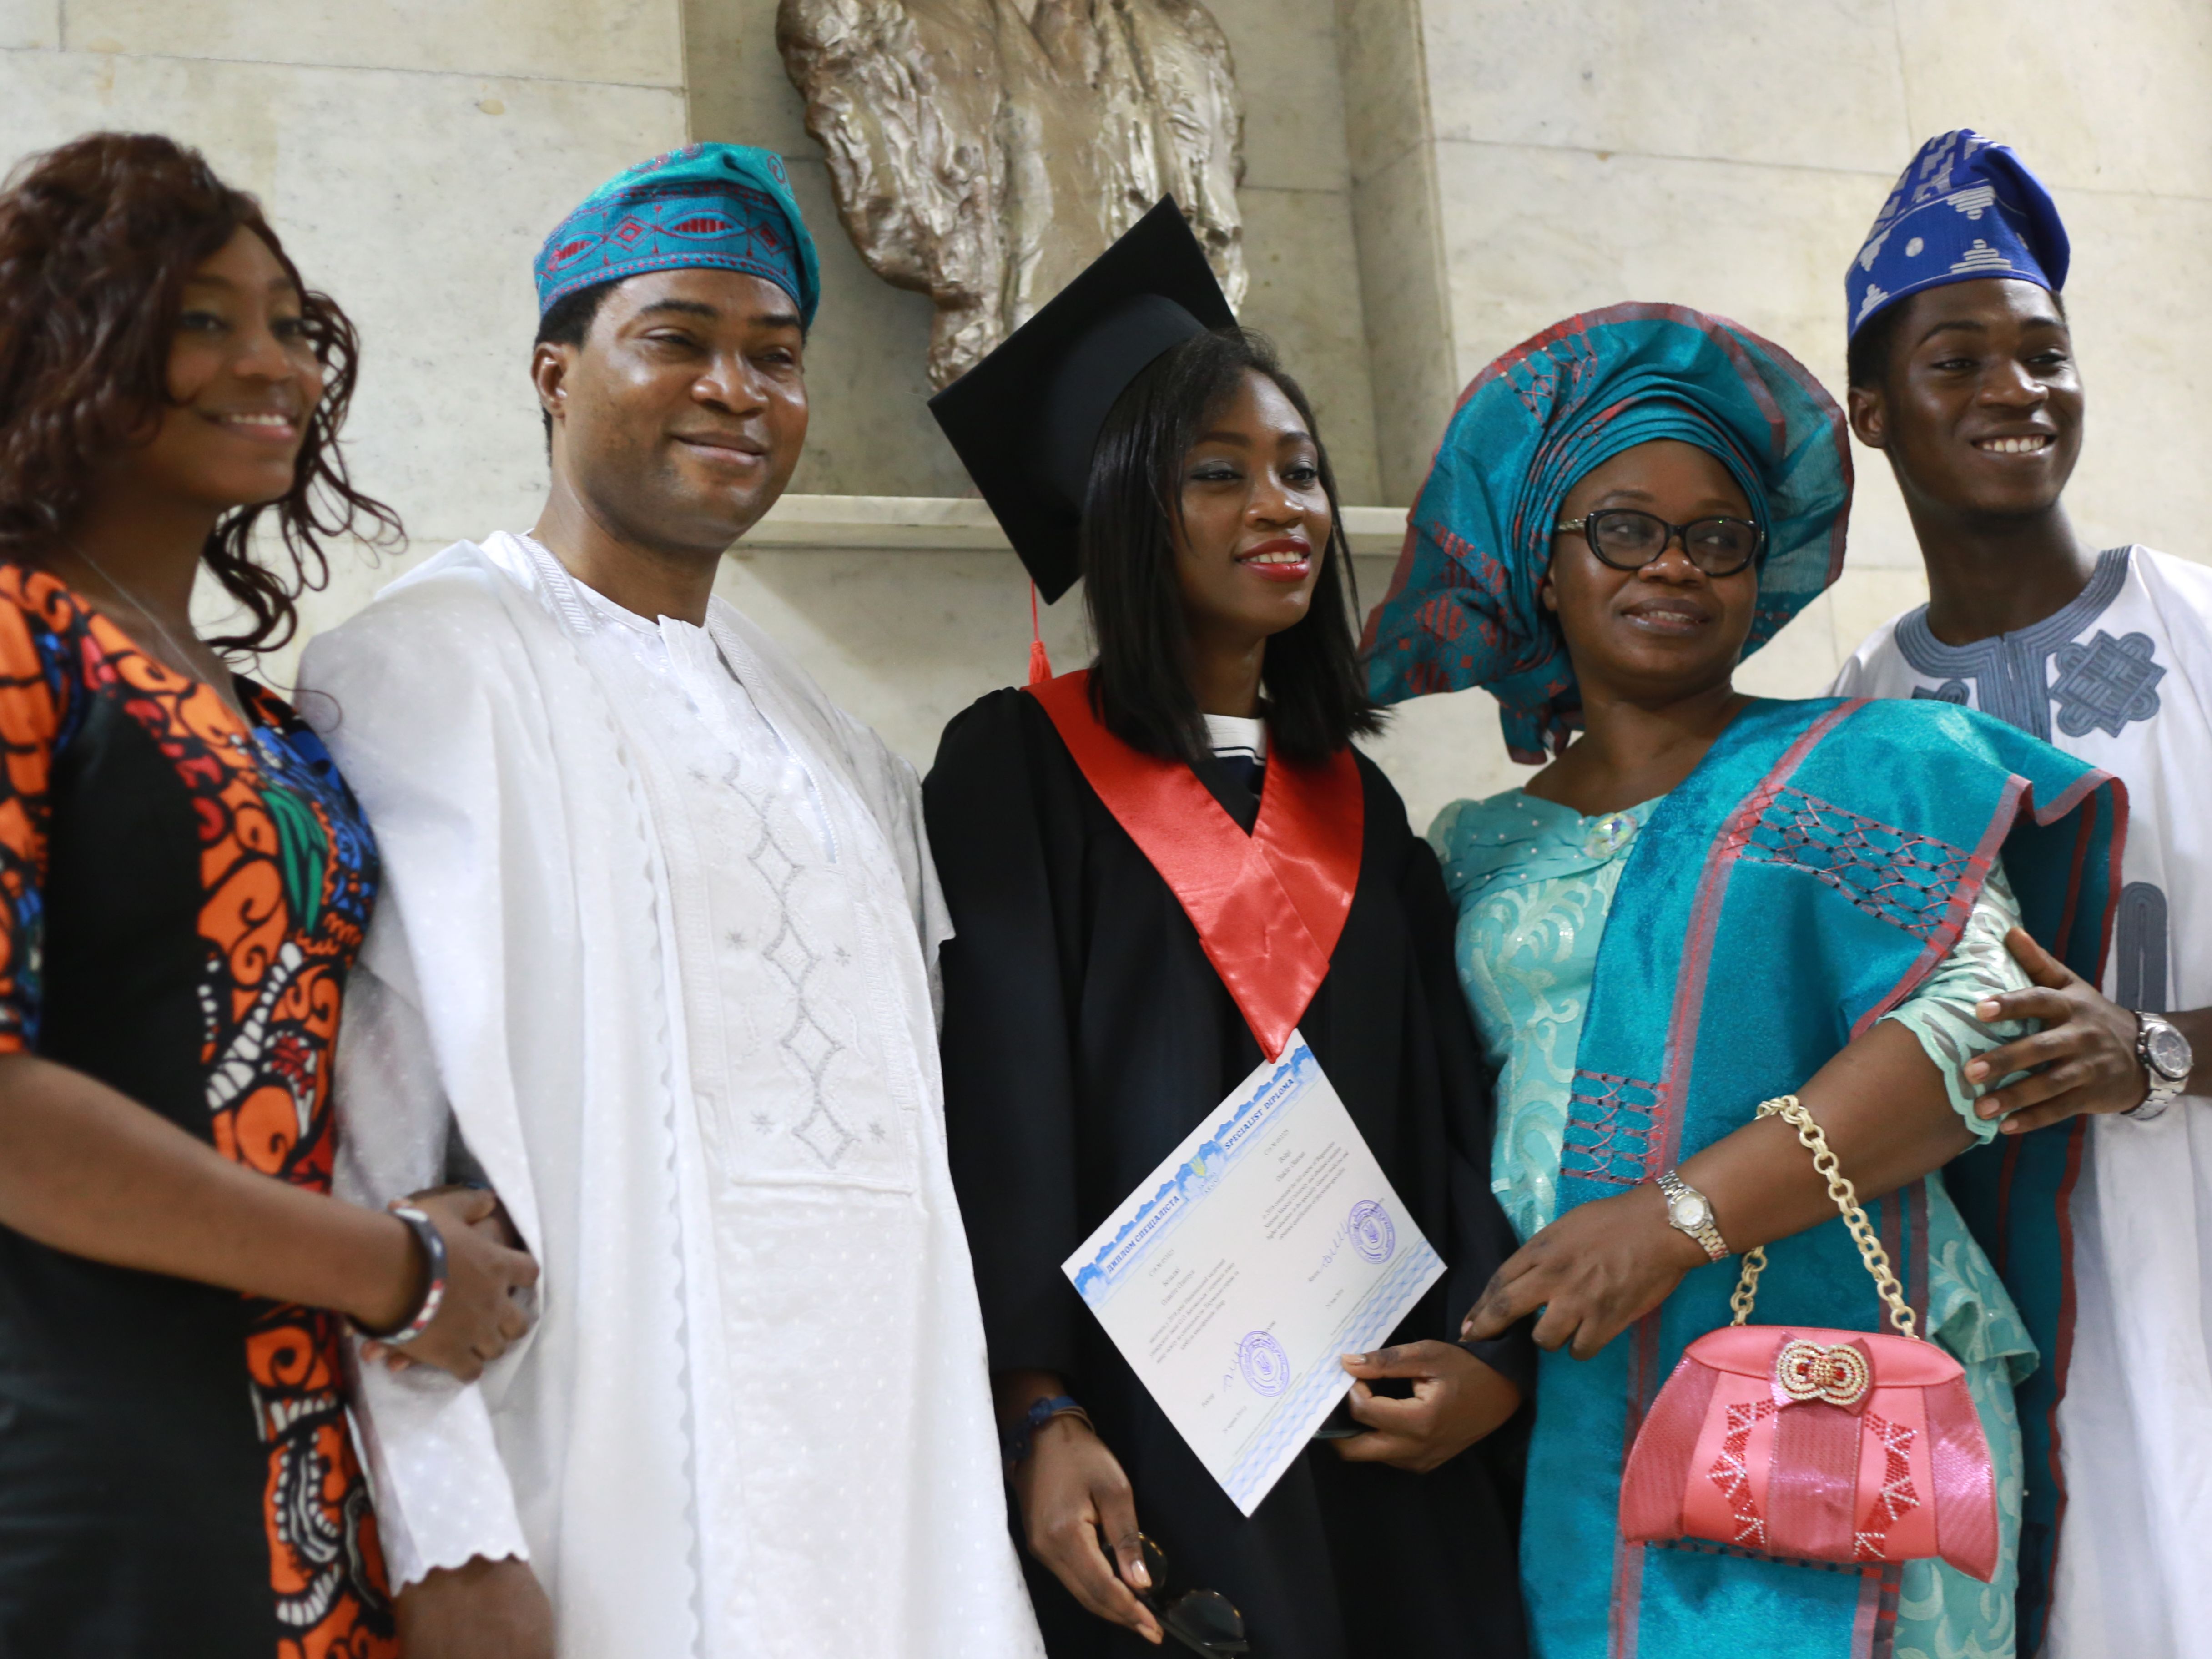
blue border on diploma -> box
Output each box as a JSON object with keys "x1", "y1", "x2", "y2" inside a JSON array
[{"x1": 1070, "y1": 1041, "x2": 1324, "y2": 1309}]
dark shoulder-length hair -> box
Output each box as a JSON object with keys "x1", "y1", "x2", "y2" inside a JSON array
[
  {"x1": 1080, "y1": 327, "x2": 1381, "y2": 767},
  {"x1": 0, "y1": 131, "x2": 400, "y2": 652}
]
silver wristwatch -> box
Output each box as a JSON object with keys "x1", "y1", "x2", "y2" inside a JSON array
[
  {"x1": 2127, "y1": 1010, "x2": 2193, "y2": 1122},
  {"x1": 1655, "y1": 1169, "x2": 1729, "y2": 1261}
]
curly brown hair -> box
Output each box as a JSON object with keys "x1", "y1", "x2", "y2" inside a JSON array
[{"x1": 0, "y1": 131, "x2": 400, "y2": 651}]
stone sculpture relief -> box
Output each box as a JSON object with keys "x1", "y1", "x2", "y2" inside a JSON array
[{"x1": 778, "y1": 0, "x2": 1246, "y2": 387}]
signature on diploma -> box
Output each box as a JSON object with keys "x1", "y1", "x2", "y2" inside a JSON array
[{"x1": 1310, "y1": 1198, "x2": 1399, "y2": 1279}]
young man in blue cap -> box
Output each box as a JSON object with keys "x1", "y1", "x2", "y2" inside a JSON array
[
  {"x1": 1834, "y1": 128, "x2": 2212, "y2": 1658},
  {"x1": 300, "y1": 146, "x2": 1042, "y2": 1659}
]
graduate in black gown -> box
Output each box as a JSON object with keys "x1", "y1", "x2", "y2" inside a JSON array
[{"x1": 924, "y1": 202, "x2": 1531, "y2": 1659}]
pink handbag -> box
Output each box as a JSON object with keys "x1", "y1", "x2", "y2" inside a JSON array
[{"x1": 1617, "y1": 1098, "x2": 2001, "y2": 1581}]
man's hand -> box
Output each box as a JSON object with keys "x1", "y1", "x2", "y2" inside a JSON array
[
  {"x1": 1462, "y1": 1184, "x2": 1705, "y2": 1359},
  {"x1": 397, "y1": 1555, "x2": 554, "y2": 1659},
  {"x1": 1332, "y1": 1342, "x2": 1520, "y2": 1472},
  {"x1": 1008, "y1": 1416, "x2": 1162, "y2": 1645},
  {"x1": 1967, "y1": 928, "x2": 2149, "y2": 1134}
]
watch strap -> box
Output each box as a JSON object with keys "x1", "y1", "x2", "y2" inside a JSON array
[{"x1": 1002, "y1": 1394, "x2": 1093, "y2": 1466}]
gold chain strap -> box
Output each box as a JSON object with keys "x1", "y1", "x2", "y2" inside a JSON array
[{"x1": 1726, "y1": 1095, "x2": 1919, "y2": 1340}]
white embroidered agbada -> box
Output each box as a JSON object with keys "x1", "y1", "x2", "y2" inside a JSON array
[
  {"x1": 301, "y1": 531, "x2": 1041, "y2": 1659},
  {"x1": 1835, "y1": 544, "x2": 2212, "y2": 1659}
]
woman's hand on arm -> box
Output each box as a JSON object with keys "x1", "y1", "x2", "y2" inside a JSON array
[
  {"x1": 997, "y1": 1369, "x2": 1162, "y2": 1646},
  {"x1": 362, "y1": 1184, "x2": 532, "y2": 1376},
  {"x1": 1461, "y1": 1185, "x2": 1708, "y2": 1358},
  {"x1": 1965, "y1": 928, "x2": 2208, "y2": 1133},
  {"x1": 0, "y1": 1055, "x2": 538, "y2": 1380},
  {"x1": 1333, "y1": 1341, "x2": 1521, "y2": 1470},
  {"x1": 1465, "y1": 1020, "x2": 1972, "y2": 1358},
  {"x1": 367, "y1": 1187, "x2": 540, "y2": 1383}
]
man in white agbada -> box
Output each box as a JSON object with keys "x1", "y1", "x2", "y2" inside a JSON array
[
  {"x1": 300, "y1": 144, "x2": 1042, "y2": 1658},
  {"x1": 1834, "y1": 131, "x2": 2212, "y2": 1659}
]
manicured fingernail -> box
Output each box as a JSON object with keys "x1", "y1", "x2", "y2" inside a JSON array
[
  {"x1": 1976, "y1": 1001, "x2": 2000, "y2": 1020},
  {"x1": 1966, "y1": 1061, "x2": 1988, "y2": 1080},
  {"x1": 1342, "y1": 1352, "x2": 1366, "y2": 1366}
]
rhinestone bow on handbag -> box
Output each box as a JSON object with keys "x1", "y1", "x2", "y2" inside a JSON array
[{"x1": 1617, "y1": 1098, "x2": 2000, "y2": 1580}]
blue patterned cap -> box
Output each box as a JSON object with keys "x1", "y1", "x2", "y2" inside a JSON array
[
  {"x1": 1847, "y1": 130, "x2": 2067, "y2": 338},
  {"x1": 534, "y1": 143, "x2": 820, "y2": 326},
  {"x1": 1360, "y1": 304, "x2": 1851, "y2": 762}
]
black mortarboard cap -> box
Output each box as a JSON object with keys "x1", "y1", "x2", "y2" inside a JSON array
[{"x1": 929, "y1": 197, "x2": 1236, "y2": 602}]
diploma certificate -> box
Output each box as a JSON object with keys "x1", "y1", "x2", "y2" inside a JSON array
[{"x1": 1062, "y1": 1033, "x2": 1444, "y2": 1514}]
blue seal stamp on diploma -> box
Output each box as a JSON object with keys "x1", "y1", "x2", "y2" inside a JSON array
[
  {"x1": 1238, "y1": 1331, "x2": 1290, "y2": 1397},
  {"x1": 1347, "y1": 1200, "x2": 1396, "y2": 1265}
]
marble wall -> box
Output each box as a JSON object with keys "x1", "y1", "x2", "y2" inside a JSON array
[
  {"x1": 2, "y1": 2, "x2": 2206, "y2": 829},
  {"x1": 0, "y1": 0, "x2": 691, "y2": 662},
  {"x1": 1359, "y1": 0, "x2": 2212, "y2": 826}
]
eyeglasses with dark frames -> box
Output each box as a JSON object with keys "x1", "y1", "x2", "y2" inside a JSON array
[
  {"x1": 1553, "y1": 508, "x2": 1765, "y2": 576},
  {"x1": 1135, "y1": 1535, "x2": 1250, "y2": 1656}
]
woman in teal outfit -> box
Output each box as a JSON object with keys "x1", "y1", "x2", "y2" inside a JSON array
[{"x1": 1362, "y1": 304, "x2": 2124, "y2": 1659}]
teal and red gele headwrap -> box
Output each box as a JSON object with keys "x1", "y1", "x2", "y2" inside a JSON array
[
  {"x1": 534, "y1": 142, "x2": 821, "y2": 326},
  {"x1": 1360, "y1": 303, "x2": 1851, "y2": 761}
]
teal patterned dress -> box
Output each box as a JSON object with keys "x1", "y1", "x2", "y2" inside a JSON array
[{"x1": 1433, "y1": 787, "x2": 2039, "y2": 1659}]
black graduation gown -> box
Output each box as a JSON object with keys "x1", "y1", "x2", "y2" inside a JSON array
[{"x1": 926, "y1": 688, "x2": 1530, "y2": 1659}]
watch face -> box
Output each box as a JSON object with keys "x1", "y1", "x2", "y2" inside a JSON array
[
  {"x1": 2146, "y1": 1021, "x2": 2193, "y2": 1080},
  {"x1": 1668, "y1": 1192, "x2": 1710, "y2": 1231}
]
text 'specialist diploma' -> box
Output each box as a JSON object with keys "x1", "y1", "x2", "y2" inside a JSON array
[{"x1": 1062, "y1": 1034, "x2": 1445, "y2": 1514}]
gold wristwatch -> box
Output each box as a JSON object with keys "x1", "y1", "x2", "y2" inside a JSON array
[{"x1": 1655, "y1": 1169, "x2": 1729, "y2": 1261}]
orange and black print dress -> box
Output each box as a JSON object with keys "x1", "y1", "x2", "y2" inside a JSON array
[{"x1": 0, "y1": 565, "x2": 397, "y2": 1659}]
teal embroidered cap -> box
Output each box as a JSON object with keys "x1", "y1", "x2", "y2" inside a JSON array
[{"x1": 534, "y1": 142, "x2": 820, "y2": 325}]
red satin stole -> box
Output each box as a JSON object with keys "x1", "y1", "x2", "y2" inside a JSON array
[{"x1": 1027, "y1": 670, "x2": 1364, "y2": 1060}]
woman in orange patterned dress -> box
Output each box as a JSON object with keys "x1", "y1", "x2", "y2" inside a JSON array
[{"x1": 0, "y1": 133, "x2": 540, "y2": 1658}]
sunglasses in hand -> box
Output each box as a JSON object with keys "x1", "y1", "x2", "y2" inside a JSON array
[{"x1": 1135, "y1": 1535, "x2": 1250, "y2": 1656}]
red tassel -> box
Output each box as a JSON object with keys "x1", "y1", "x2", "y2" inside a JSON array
[{"x1": 1026, "y1": 580, "x2": 1053, "y2": 686}]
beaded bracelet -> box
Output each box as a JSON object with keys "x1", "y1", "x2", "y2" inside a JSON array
[
  {"x1": 351, "y1": 1204, "x2": 448, "y2": 1348},
  {"x1": 1002, "y1": 1394, "x2": 1093, "y2": 1467}
]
